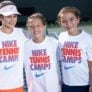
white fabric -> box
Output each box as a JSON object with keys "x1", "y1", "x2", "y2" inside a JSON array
[
  {"x1": 58, "y1": 30, "x2": 92, "y2": 86},
  {"x1": 24, "y1": 36, "x2": 61, "y2": 92},
  {"x1": 0, "y1": 5, "x2": 21, "y2": 16},
  {"x1": 0, "y1": 27, "x2": 27, "y2": 89}
]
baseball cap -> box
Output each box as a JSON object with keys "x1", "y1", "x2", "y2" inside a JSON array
[{"x1": 0, "y1": 5, "x2": 21, "y2": 16}]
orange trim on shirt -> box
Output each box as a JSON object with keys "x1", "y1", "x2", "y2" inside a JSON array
[{"x1": 0, "y1": 86, "x2": 23, "y2": 92}]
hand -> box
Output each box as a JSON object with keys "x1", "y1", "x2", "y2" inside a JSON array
[{"x1": 89, "y1": 85, "x2": 92, "y2": 92}]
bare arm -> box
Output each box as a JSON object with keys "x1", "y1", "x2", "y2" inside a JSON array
[{"x1": 88, "y1": 61, "x2": 92, "y2": 92}]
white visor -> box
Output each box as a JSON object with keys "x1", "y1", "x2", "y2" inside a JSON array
[{"x1": 0, "y1": 5, "x2": 21, "y2": 16}]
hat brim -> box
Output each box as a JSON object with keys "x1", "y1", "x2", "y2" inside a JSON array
[
  {"x1": 1, "y1": 11, "x2": 21, "y2": 16},
  {"x1": 0, "y1": 5, "x2": 21, "y2": 16}
]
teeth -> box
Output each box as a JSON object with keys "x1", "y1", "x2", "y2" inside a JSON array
[{"x1": 34, "y1": 31, "x2": 39, "y2": 34}]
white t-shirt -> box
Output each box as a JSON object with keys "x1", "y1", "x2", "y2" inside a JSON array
[
  {"x1": 58, "y1": 30, "x2": 92, "y2": 86},
  {"x1": 24, "y1": 36, "x2": 61, "y2": 92},
  {"x1": 0, "y1": 27, "x2": 27, "y2": 89}
]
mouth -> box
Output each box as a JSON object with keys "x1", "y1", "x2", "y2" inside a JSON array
[{"x1": 33, "y1": 31, "x2": 40, "y2": 34}]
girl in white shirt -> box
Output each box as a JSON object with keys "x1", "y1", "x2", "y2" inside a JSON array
[
  {"x1": 57, "y1": 6, "x2": 92, "y2": 92},
  {"x1": 0, "y1": 0, "x2": 27, "y2": 92},
  {"x1": 24, "y1": 13, "x2": 61, "y2": 92}
]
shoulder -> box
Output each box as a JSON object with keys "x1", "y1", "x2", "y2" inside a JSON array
[
  {"x1": 14, "y1": 27, "x2": 24, "y2": 35},
  {"x1": 59, "y1": 31, "x2": 67, "y2": 37},
  {"x1": 82, "y1": 30, "x2": 92, "y2": 40},
  {"x1": 24, "y1": 39, "x2": 32, "y2": 50},
  {"x1": 14, "y1": 27, "x2": 28, "y2": 40},
  {"x1": 25, "y1": 39, "x2": 32, "y2": 45},
  {"x1": 46, "y1": 36, "x2": 58, "y2": 48},
  {"x1": 14, "y1": 27, "x2": 23, "y2": 32},
  {"x1": 80, "y1": 30, "x2": 92, "y2": 46},
  {"x1": 46, "y1": 36, "x2": 58, "y2": 43}
]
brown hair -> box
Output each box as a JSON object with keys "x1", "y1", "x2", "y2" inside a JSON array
[
  {"x1": 57, "y1": 6, "x2": 80, "y2": 24},
  {"x1": 27, "y1": 13, "x2": 46, "y2": 26}
]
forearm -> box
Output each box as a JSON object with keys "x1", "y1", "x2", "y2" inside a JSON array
[{"x1": 88, "y1": 61, "x2": 92, "y2": 84}]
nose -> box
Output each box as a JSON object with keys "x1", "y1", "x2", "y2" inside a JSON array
[
  {"x1": 33, "y1": 26, "x2": 39, "y2": 30},
  {"x1": 65, "y1": 20, "x2": 70, "y2": 26}
]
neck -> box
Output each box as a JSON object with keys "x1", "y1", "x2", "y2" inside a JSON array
[
  {"x1": 33, "y1": 36, "x2": 45, "y2": 43},
  {"x1": 68, "y1": 29, "x2": 80, "y2": 36},
  {"x1": 0, "y1": 26, "x2": 13, "y2": 34}
]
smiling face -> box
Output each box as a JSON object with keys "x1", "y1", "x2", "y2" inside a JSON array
[
  {"x1": 0, "y1": 0, "x2": 20, "y2": 31},
  {"x1": 60, "y1": 12, "x2": 80, "y2": 34},
  {"x1": 58, "y1": 7, "x2": 81, "y2": 35},
  {"x1": 2, "y1": 14, "x2": 17, "y2": 29},
  {"x1": 27, "y1": 17, "x2": 46, "y2": 43}
]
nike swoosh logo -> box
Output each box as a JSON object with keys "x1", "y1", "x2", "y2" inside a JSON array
[
  {"x1": 4, "y1": 65, "x2": 15, "y2": 70},
  {"x1": 35, "y1": 72, "x2": 46, "y2": 77},
  {"x1": 64, "y1": 66, "x2": 74, "y2": 70}
]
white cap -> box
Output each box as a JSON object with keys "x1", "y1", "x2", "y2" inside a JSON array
[{"x1": 0, "y1": 5, "x2": 21, "y2": 16}]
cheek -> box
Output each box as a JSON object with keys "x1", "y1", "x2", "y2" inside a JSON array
[
  {"x1": 3, "y1": 19, "x2": 8, "y2": 23},
  {"x1": 61, "y1": 23, "x2": 66, "y2": 27},
  {"x1": 77, "y1": 20, "x2": 80, "y2": 25},
  {"x1": 40, "y1": 26, "x2": 45, "y2": 31},
  {"x1": 74, "y1": 18, "x2": 80, "y2": 25},
  {"x1": 14, "y1": 18, "x2": 17, "y2": 23},
  {"x1": 3, "y1": 20, "x2": 9, "y2": 25}
]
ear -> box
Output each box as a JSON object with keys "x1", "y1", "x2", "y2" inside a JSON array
[
  {"x1": 0, "y1": 15, "x2": 3, "y2": 21},
  {"x1": 44, "y1": 25, "x2": 46, "y2": 30},
  {"x1": 0, "y1": 15, "x2": 3, "y2": 26},
  {"x1": 77, "y1": 17, "x2": 80, "y2": 24}
]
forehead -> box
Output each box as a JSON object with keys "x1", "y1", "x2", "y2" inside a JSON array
[
  {"x1": 28, "y1": 17, "x2": 42, "y2": 22},
  {"x1": 4, "y1": 14, "x2": 17, "y2": 17},
  {"x1": 60, "y1": 12, "x2": 75, "y2": 17},
  {"x1": 1, "y1": 14, "x2": 17, "y2": 19},
  {"x1": 59, "y1": 12, "x2": 77, "y2": 20},
  {"x1": 28, "y1": 18, "x2": 43, "y2": 25}
]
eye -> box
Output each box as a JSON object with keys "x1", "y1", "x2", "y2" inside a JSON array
[
  {"x1": 13, "y1": 14, "x2": 17, "y2": 18},
  {"x1": 70, "y1": 18, "x2": 74, "y2": 21},
  {"x1": 36, "y1": 25, "x2": 41, "y2": 28},
  {"x1": 29, "y1": 26, "x2": 34, "y2": 29},
  {"x1": 61, "y1": 20, "x2": 66, "y2": 23}
]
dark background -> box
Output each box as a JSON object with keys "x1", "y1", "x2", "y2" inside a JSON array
[{"x1": 1, "y1": 0, "x2": 92, "y2": 26}]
